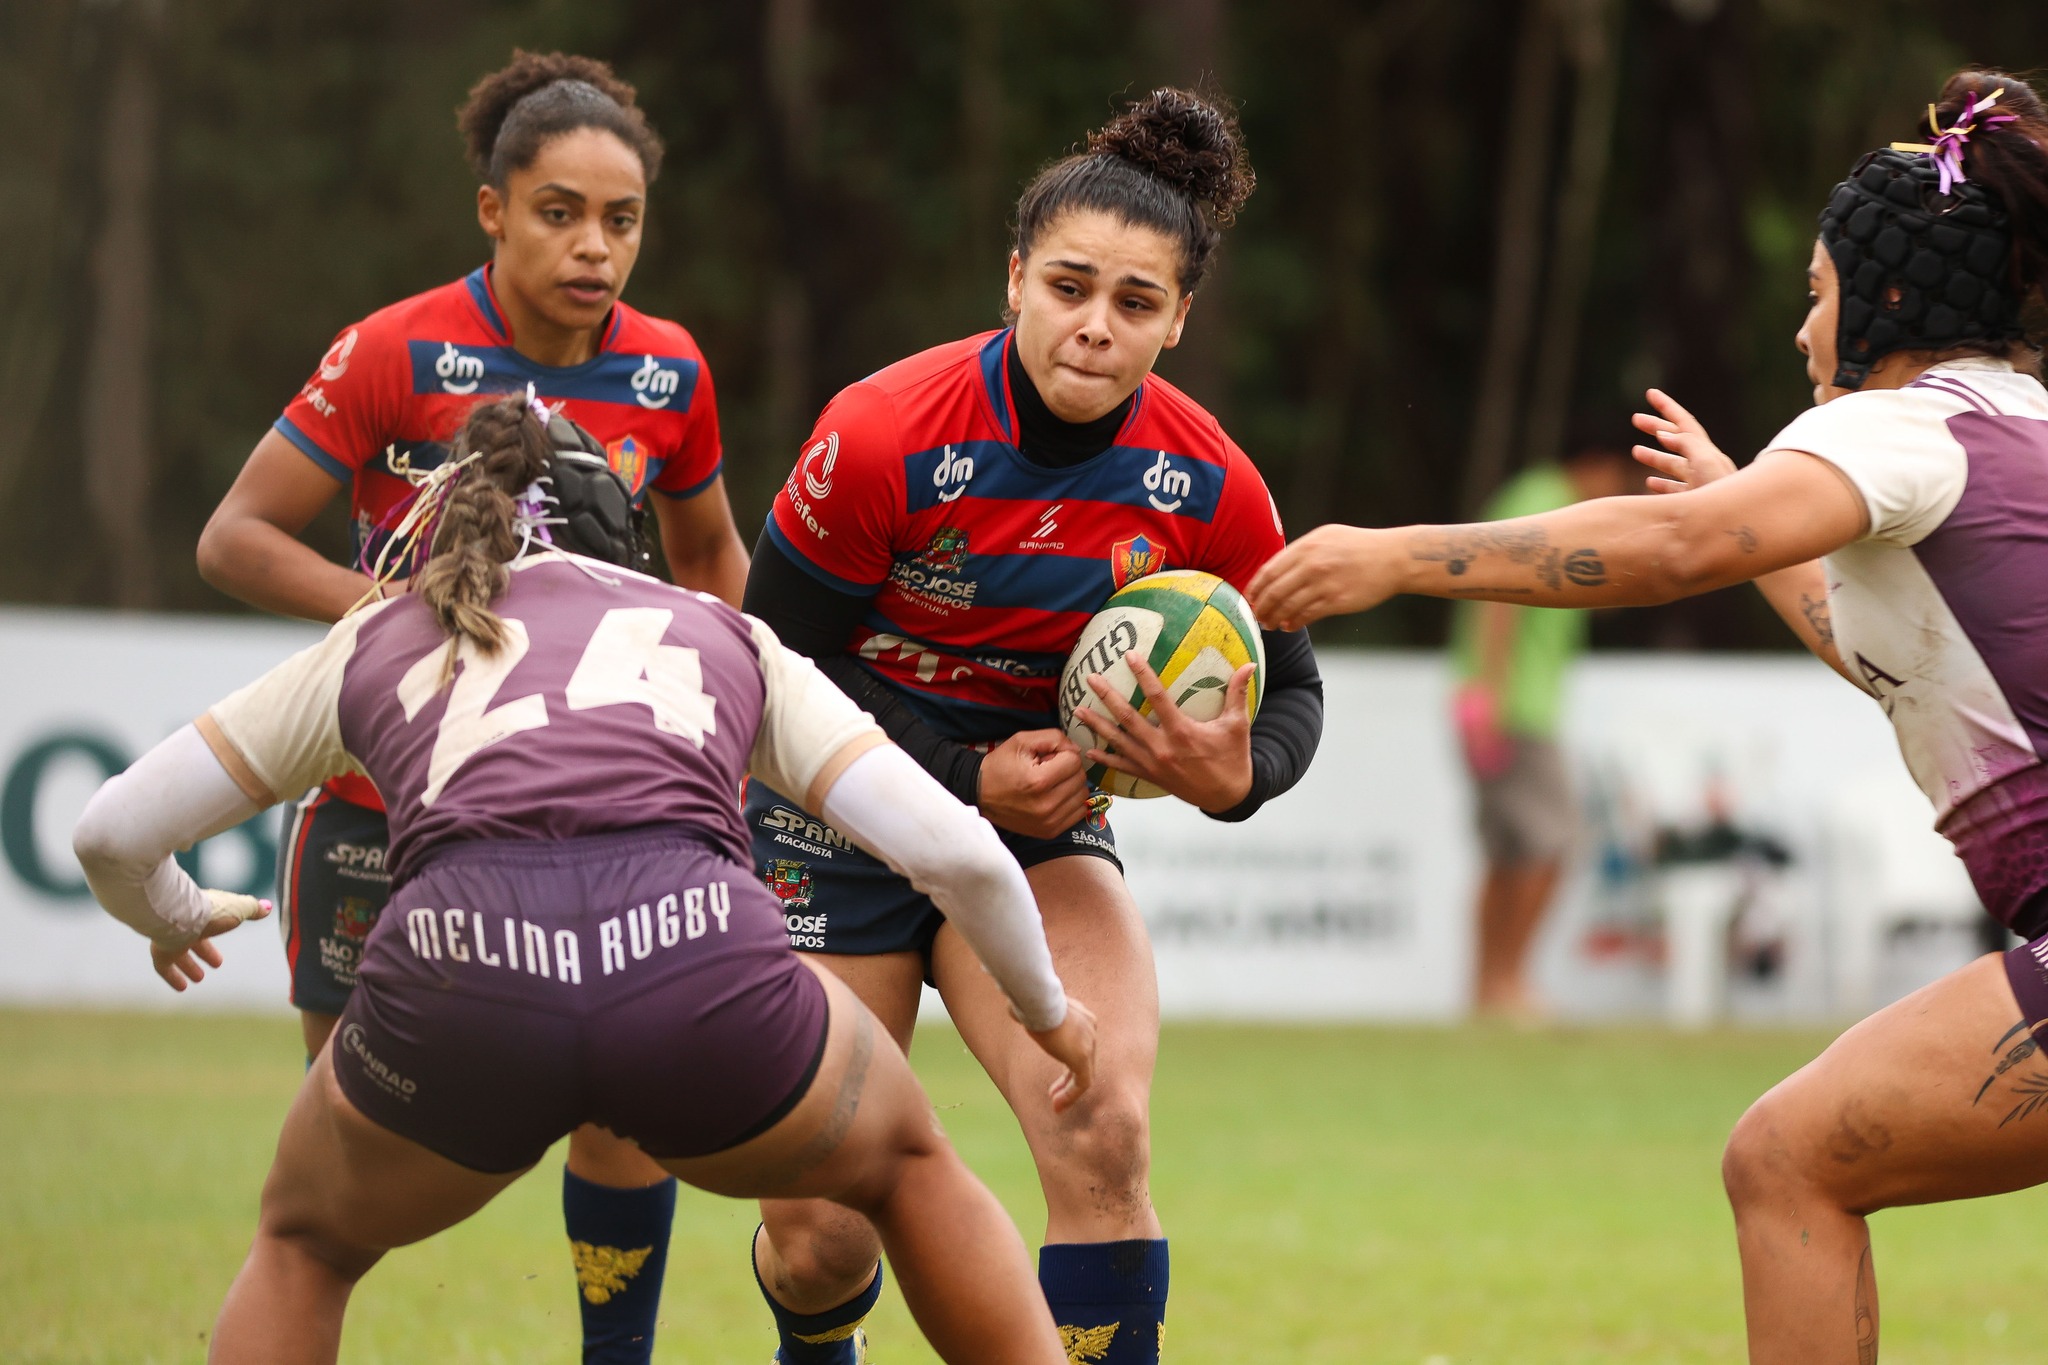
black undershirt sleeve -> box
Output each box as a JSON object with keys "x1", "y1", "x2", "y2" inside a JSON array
[
  {"x1": 1204, "y1": 627, "x2": 1326, "y2": 823},
  {"x1": 741, "y1": 524, "x2": 986, "y2": 806}
]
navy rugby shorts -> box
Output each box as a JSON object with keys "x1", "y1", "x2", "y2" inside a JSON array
[
  {"x1": 745, "y1": 781, "x2": 1121, "y2": 960},
  {"x1": 278, "y1": 790, "x2": 391, "y2": 1016},
  {"x1": 330, "y1": 828, "x2": 829, "y2": 1174}
]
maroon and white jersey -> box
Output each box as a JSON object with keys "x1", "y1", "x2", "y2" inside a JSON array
[
  {"x1": 199, "y1": 552, "x2": 878, "y2": 884},
  {"x1": 1766, "y1": 357, "x2": 2048, "y2": 820}
]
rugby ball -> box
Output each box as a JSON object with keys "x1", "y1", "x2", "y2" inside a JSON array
[{"x1": 1057, "y1": 570, "x2": 1266, "y2": 799}]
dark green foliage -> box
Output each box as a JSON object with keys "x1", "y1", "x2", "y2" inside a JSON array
[{"x1": 0, "y1": 0, "x2": 2040, "y2": 645}]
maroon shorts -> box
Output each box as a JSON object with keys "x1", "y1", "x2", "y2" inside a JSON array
[
  {"x1": 1940, "y1": 765, "x2": 2048, "y2": 937},
  {"x1": 330, "y1": 828, "x2": 830, "y2": 1173}
]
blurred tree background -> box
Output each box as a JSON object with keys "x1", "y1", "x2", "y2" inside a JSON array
[{"x1": 0, "y1": 0, "x2": 2040, "y2": 645}]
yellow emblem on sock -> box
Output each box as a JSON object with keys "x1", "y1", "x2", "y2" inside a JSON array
[
  {"x1": 1158, "y1": 1319, "x2": 1166, "y2": 1354},
  {"x1": 570, "y1": 1241, "x2": 654, "y2": 1305},
  {"x1": 793, "y1": 1320, "x2": 866, "y2": 1344},
  {"x1": 1059, "y1": 1322, "x2": 1120, "y2": 1363}
]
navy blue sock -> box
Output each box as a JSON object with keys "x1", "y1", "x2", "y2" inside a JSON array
[
  {"x1": 563, "y1": 1169, "x2": 676, "y2": 1365},
  {"x1": 753, "y1": 1226, "x2": 882, "y2": 1364},
  {"x1": 1039, "y1": 1240, "x2": 1169, "y2": 1365}
]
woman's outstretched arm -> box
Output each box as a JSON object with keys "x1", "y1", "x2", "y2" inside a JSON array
[{"x1": 1249, "y1": 448, "x2": 1868, "y2": 630}]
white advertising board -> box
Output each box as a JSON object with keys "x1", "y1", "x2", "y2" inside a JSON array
[
  {"x1": 0, "y1": 608, "x2": 1953, "y2": 1020},
  {"x1": 0, "y1": 608, "x2": 321, "y2": 1010}
]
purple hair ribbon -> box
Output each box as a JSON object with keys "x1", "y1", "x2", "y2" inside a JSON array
[{"x1": 1892, "y1": 86, "x2": 2019, "y2": 194}]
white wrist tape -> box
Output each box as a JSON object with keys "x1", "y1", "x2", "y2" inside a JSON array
[
  {"x1": 73, "y1": 726, "x2": 264, "y2": 947},
  {"x1": 819, "y1": 745, "x2": 1067, "y2": 1032}
]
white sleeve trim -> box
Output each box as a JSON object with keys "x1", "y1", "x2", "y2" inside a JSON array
[
  {"x1": 818, "y1": 745, "x2": 1067, "y2": 1031},
  {"x1": 207, "y1": 607, "x2": 381, "y2": 800},
  {"x1": 1765, "y1": 388, "x2": 1970, "y2": 546},
  {"x1": 746, "y1": 615, "x2": 884, "y2": 802}
]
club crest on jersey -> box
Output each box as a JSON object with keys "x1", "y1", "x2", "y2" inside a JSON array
[
  {"x1": 920, "y1": 526, "x2": 970, "y2": 572},
  {"x1": 605, "y1": 435, "x2": 648, "y2": 494},
  {"x1": 1110, "y1": 534, "x2": 1166, "y2": 588},
  {"x1": 764, "y1": 860, "x2": 814, "y2": 911},
  {"x1": 334, "y1": 897, "x2": 379, "y2": 942}
]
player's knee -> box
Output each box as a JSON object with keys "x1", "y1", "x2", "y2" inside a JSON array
[
  {"x1": 255, "y1": 1214, "x2": 382, "y2": 1284},
  {"x1": 1722, "y1": 1086, "x2": 1803, "y2": 1214},
  {"x1": 1042, "y1": 1083, "x2": 1151, "y2": 1199},
  {"x1": 762, "y1": 1202, "x2": 883, "y2": 1291}
]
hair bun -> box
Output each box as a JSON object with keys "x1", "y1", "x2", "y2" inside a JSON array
[
  {"x1": 457, "y1": 49, "x2": 641, "y2": 179},
  {"x1": 1931, "y1": 68, "x2": 2047, "y2": 140},
  {"x1": 1088, "y1": 88, "x2": 1255, "y2": 226}
]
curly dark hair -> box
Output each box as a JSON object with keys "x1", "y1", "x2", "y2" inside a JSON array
[
  {"x1": 455, "y1": 49, "x2": 664, "y2": 186},
  {"x1": 1014, "y1": 87, "x2": 1256, "y2": 295}
]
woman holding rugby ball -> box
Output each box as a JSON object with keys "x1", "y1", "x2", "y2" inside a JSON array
[
  {"x1": 1253, "y1": 68, "x2": 2048, "y2": 1364},
  {"x1": 193, "y1": 51, "x2": 743, "y2": 1364},
  {"x1": 739, "y1": 88, "x2": 1325, "y2": 1365}
]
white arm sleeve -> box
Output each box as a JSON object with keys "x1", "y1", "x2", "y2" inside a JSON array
[
  {"x1": 72, "y1": 725, "x2": 265, "y2": 946},
  {"x1": 745, "y1": 615, "x2": 885, "y2": 801},
  {"x1": 820, "y1": 744, "x2": 1067, "y2": 1032}
]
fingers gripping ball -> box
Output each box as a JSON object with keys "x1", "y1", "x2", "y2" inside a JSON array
[{"x1": 1057, "y1": 570, "x2": 1265, "y2": 798}]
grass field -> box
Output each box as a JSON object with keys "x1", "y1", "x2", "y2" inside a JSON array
[{"x1": 7, "y1": 1011, "x2": 2048, "y2": 1363}]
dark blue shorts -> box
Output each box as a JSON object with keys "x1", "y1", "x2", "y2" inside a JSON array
[
  {"x1": 332, "y1": 828, "x2": 829, "y2": 1174},
  {"x1": 746, "y1": 783, "x2": 1120, "y2": 960},
  {"x1": 278, "y1": 790, "x2": 391, "y2": 1016}
]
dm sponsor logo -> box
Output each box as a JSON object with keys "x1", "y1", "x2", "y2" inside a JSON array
[
  {"x1": 932, "y1": 443, "x2": 975, "y2": 503},
  {"x1": 631, "y1": 354, "x2": 682, "y2": 409},
  {"x1": 435, "y1": 341, "x2": 485, "y2": 395},
  {"x1": 1143, "y1": 451, "x2": 1192, "y2": 513}
]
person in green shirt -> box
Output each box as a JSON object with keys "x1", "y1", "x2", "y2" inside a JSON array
[{"x1": 1450, "y1": 443, "x2": 1635, "y2": 1018}]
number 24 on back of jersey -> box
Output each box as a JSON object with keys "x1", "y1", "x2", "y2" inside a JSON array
[{"x1": 396, "y1": 607, "x2": 720, "y2": 806}]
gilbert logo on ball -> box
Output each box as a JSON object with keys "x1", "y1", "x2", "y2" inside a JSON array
[{"x1": 1057, "y1": 570, "x2": 1266, "y2": 799}]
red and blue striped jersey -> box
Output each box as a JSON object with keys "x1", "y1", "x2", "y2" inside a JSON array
[
  {"x1": 274, "y1": 265, "x2": 723, "y2": 811},
  {"x1": 766, "y1": 329, "x2": 1285, "y2": 741},
  {"x1": 277, "y1": 265, "x2": 723, "y2": 566}
]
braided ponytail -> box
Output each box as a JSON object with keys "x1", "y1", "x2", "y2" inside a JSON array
[{"x1": 413, "y1": 395, "x2": 554, "y2": 664}]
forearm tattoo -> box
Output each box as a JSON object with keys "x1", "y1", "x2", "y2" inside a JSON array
[
  {"x1": 1973, "y1": 1019, "x2": 2048, "y2": 1127},
  {"x1": 1408, "y1": 525, "x2": 1609, "y2": 591},
  {"x1": 1799, "y1": 593, "x2": 1836, "y2": 648}
]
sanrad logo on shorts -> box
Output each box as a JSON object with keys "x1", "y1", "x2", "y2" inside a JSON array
[{"x1": 341, "y1": 1023, "x2": 417, "y2": 1101}]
